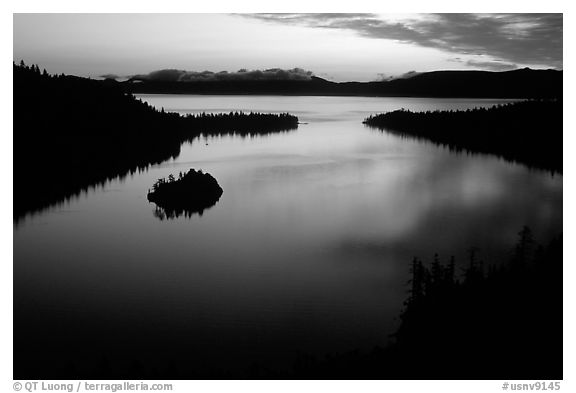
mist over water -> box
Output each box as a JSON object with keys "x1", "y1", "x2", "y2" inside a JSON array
[{"x1": 14, "y1": 95, "x2": 562, "y2": 375}]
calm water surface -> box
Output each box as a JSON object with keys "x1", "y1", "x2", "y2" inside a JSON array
[{"x1": 14, "y1": 96, "x2": 562, "y2": 374}]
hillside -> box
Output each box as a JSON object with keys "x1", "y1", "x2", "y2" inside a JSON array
[
  {"x1": 363, "y1": 100, "x2": 562, "y2": 172},
  {"x1": 13, "y1": 62, "x2": 297, "y2": 220},
  {"x1": 125, "y1": 68, "x2": 562, "y2": 99}
]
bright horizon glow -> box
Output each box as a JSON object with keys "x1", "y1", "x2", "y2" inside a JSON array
[{"x1": 13, "y1": 13, "x2": 562, "y2": 82}]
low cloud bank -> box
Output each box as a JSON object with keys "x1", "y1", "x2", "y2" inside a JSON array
[
  {"x1": 99, "y1": 73, "x2": 120, "y2": 80},
  {"x1": 376, "y1": 71, "x2": 422, "y2": 81},
  {"x1": 130, "y1": 68, "x2": 314, "y2": 82}
]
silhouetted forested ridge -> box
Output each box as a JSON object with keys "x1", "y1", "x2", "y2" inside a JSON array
[
  {"x1": 180, "y1": 111, "x2": 298, "y2": 136},
  {"x1": 363, "y1": 100, "x2": 562, "y2": 173},
  {"x1": 147, "y1": 169, "x2": 223, "y2": 220},
  {"x1": 15, "y1": 225, "x2": 561, "y2": 379},
  {"x1": 125, "y1": 68, "x2": 562, "y2": 99},
  {"x1": 13, "y1": 62, "x2": 298, "y2": 220},
  {"x1": 288, "y1": 228, "x2": 562, "y2": 379}
]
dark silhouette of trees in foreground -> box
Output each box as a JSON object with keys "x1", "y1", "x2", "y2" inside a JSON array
[
  {"x1": 363, "y1": 100, "x2": 562, "y2": 173},
  {"x1": 13, "y1": 62, "x2": 298, "y2": 221},
  {"x1": 147, "y1": 169, "x2": 223, "y2": 220},
  {"x1": 289, "y1": 227, "x2": 562, "y2": 379},
  {"x1": 14, "y1": 227, "x2": 562, "y2": 379}
]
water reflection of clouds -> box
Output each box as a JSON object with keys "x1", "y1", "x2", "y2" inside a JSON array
[{"x1": 335, "y1": 150, "x2": 562, "y2": 267}]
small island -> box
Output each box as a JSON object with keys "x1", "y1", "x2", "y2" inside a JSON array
[{"x1": 147, "y1": 169, "x2": 223, "y2": 220}]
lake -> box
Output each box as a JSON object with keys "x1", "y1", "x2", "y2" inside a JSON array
[{"x1": 14, "y1": 95, "x2": 563, "y2": 377}]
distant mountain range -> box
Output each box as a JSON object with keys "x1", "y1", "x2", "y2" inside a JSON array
[{"x1": 124, "y1": 68, "x2": 562, "y2": 99}]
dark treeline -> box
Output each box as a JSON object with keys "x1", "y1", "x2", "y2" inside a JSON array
[
  {"x1": 15, "y1": 226, "x2": 561, "y2": 379},
  {"x1": 180, "y1": 111, "x2": 298, "y2": 136},
  {"x1": 363, "y1": 100, "x2": 562, "y2": 173},
  {"x1": 13, "y1": 62, "x2": 297, "y2": 220},
  {"x1": 126, "y1": 68, "x2": 562, "y2": 99},
  {"x1": 288, "y1": 227, "x2": 562, "y2": 379},
  {"x1": 147, "y1": 169, "x2": 223, "y2": 220}
]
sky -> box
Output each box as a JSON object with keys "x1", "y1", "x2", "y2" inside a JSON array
[{"x1": 13, "y1": 13, "x2": 563, "y2": 82}]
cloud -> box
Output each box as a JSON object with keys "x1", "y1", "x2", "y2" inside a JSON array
[
  {"x1": 377, "y1": 70, "x2": 422, "y2": 81},
  {"x1": 464, "y1": 60, "x2": 518, "y2": 72},
  {"x1": 99, "y1": 73, "x2": 120, "y2": 80},
  {"x1": 446, "y1": 57, "x2": 519, "y2": 71},
  {"x1": 242, "y1": 13, "x2": 562, "y2": 69},
  {"x1": 395, "y1": 70, "x2": 422, "y2": 79},
  {"x1": 130, "y1": 68, "x2": 314, "y2": 82}
]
